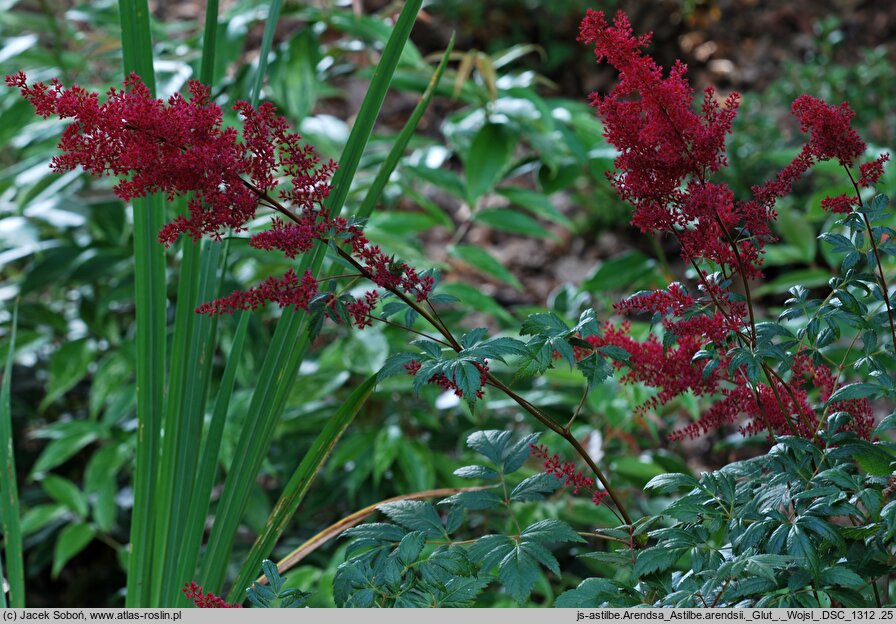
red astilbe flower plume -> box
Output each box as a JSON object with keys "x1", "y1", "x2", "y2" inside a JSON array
[
  {"x1": 578, "y1": 10, "x2": 756, "y2": 278},
  {"x1": 6, "y1": 72, "x2": 434, "y2": 323},
  {"x1": 578, "y1": 11, "x2": 883, "y2": 442},
  {"x1": 183, "y1": 581, "x2": 242, "y2": 608},
  {"x1": 529, "y1": 443, "x2": 607, "y2": 507}
]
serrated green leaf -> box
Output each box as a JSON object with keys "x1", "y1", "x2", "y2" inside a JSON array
[
  {"x1": 555, "y1": 578, "x2": 623, "y2": 608},
  {"x1": 453, "y1": 465, "x2": 499, "y2": 480},
  {"x1": 378, "y1": 500, "x2": 446, "y2": 538},
  {"x1": 633, "y1": 546, "x2": 686, "y2": 577},
  {"x1": 466, "y1": 430, "x2": 512, "y2": 466},
  {"x1": 342, "y1": 522, "x2": 409, "y2": 541},
  {"x1": 468, "y1": 534, "x2": 515, "y2": 571},
  {"x1": 440, "y1": 489, "x2": 503, "y2": 510},
  {"x1": 521, "y1": 519, "x2": 585, "y2": 544},
  {"x1": 577, "y1": 353, "x2": 614, "y2": 390},
  {"x1": 435, "y1": 576, "x2": 490, "y2": 607},
  {"x1": 502, "y1": 433, "x2": 539, "y2": 473},
  {"x1": 644, "y1": 472, "x2": 699, "y2": 494},
  {"x1": 464, "y1": 336, "x2": 529, "y2": 363},
  {"x1": 520, "y1": 312, "x2": 570, "y2": 337},
  {"x1": 786, "y1": 526, "x2": 819, "y2": 576},
  {"x1": 395, "y1": 531, "x2": 427, "y2": 565},
  {"x1": 828, "y1": 383, "x2": 881, "y2": 403},
  {"x1": 820, "y1": 567, "x2": 866, "y2": 590},
  {"x1": 510, "y1": 473, "x2": 562, "y2": 502},
  {"x1": 377, "y1": 353, "x2": 417, "y2": 382},
  {"x1": 498, "y1": 545, "x2": 541, "y2": 604}
]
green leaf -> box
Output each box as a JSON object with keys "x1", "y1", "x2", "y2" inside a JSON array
[
  {"x1": 52, "y1": 523, "x2": 96, "y2": 578},
  {"x1": 42, "y1": 475, "x2": 88, "y2": 519},
  {"x1": 556, "y1": 578, "x2": 623, "y2": 608},
  {"x1": 828, "y1": 383, "x2": 881, "y2": 403},
  {"x1": 498, "y1": 545, "x2": 541, "y2": 604},
  {"x1": 377, "y1": 352, "x2": 417, "y2": 382},
  {"x1": 466, "y1": 430, "x2": 512, "y2": 466},
  {"x1": 230, "y1": 375, "x2": 376, "y2": 596},
  {"x1": 520, "y1": 312, "x2": 570, "y2": 337},
  {"x1": 583, "y1": 251, "x2": 659, "y2": 293},
  {"x1": 786, "y1": 525, "x2": 819, "y2": 577},
  {"x1": 463, "y1": 123, "x2": 516, "y2": 203},
  {"x1": 776, "y1": 206, "x2": 816, "y2": 263},
  {"x1": 501, "y1": 433, "x2": 539, "y2": 473},
  {"x1": 644, "y1": 473, "x2": 699, "y2": 494},
  {"x1": 468, "y1": 534, "x2": 515, "y2": 571},
  {"x1": 577, "y1": 353, "x2": 614, "y2": 390},
  {"x1": 440, "y1": 489, "x2": 503, "y2": 510},
  {"x1": 437, "y1": 282, "x2": 515, "y2": 325},
  {"x1": 497, "y1": 187, "x2": 573, "y2": 229},
  {"x1": 463, "y1": 336, "x2": 528, "y2": 362},
  {"x1": 435, "y1": 576, "x2": 490, "y2": 607},
  {"x1": 510, "y1": 473, "x2": 562, "y2": 502},
  {"x1": 819, "y1": 567, "x2": 866, "y2": 590},
  {"x1": 39, "y1": 338, "x2": 95, "y2": 411},
  {"x1": 521, "y1": 519, "x2": 585, "y2": 544},
  {"x1": 474, "y1": 208, "x2": 554, "y2": 238},
  {"x1": 634, "y1": 546, "x2": 686, "y2": 577},
  {"x1": 359, "y1": 40, "x2": 454, "y2": 218},
  {"x1": 450, "y1": 243, "x2": 522, "y2": 289},
  {"x1": 20, "y1": 504, "x2": 68, "y2": 537},
  {"x1": 118, "y1": 0, "x2": 166, "y2": 606},
  {"x1": 378, "y1": 500, "x2": 446, "y2": 538},
  {"x1": 453, "y1": 465, "x2": 499, "y2": 480},
  {"x1": 0, "y1": 304, "x2": 24, "y2": 607},
  {"x1": 395, "y1": 531, "x2": 427, "y2": 565},
  {"x1": 342, "y1": 523, "x2": 408, "y2": 541},
  {"x1": 406, "y1": 166, "x2": 467, "y2": 200},
  {"x1": 30, "y1": 423, "x2": 102, "y2": 477}
]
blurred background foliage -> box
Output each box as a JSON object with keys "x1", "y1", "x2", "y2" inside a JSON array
[{"x1": 1, "y1": 0, "x2": 894, "y2": 606}]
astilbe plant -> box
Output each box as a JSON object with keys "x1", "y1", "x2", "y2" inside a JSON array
[{"x1": 576, "y1": 10, "x2": 891, "y2": 442}]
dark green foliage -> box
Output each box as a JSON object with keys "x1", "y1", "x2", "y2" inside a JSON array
[
  {"x1": 334, "y1": 431, "x2": 582, "y2": 606},
  {"x1": 558, "y1": 416, "x2": 896, "y2": 608},
  {"x1": 247, "y1": 560, "x2": 311, "y2": 608}
]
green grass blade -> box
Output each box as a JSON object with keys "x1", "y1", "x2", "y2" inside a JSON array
[
  {"x1": 0, "y1": 304, "x2": 24, "y2": 608},
  {"x1": 249, "y1": 0, "x2": 283, "y2": 106},
  {"x1": 176, "y1": 311, "x2": 249, "y2": 600},
  {"x1": 358, "y1": 36, "x2": 454, "y2": 220},
  {"x1": 228, "y1": 375, "x2": 376, "y2": 601},
  {"x1": 153, "y1": 0, "x2": 223, "y2": 606},
  {"x1": 197, "y1": 0, "x2": 423, "y2": 593},
  {"x1": 324, "y1": 0, "x2": 424, "y2": 218},
  {"x1": 118, "y1": 0, "x2": 165, "y2": 608}
]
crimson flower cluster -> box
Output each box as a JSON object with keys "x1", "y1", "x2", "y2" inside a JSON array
[
  {"x1": 529, "y1": 443, "x2": 608, "y2": 507},
  {"x1": 182, "y1": 581, "x2": 241, "y2": 608},
  {"x1": 6, "y1": 71, "x2": 433, "y2": 325},
  {"x1": 578, "y1": 11, "x2": 885, "y2": 440}
]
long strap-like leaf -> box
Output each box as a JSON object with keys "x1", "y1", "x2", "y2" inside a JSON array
[
  {"x1": 0, "y1": 304, "x2": 24, "y2": 608},
  {"x1": 118, "y1": 0, "x2": 166, "y2": 608},
  {"x1": 198, "y1": 0, "x2": 424, "y2": 594},
  {"x1": 228, "y1": 375, "x2": 377, "y2": 600},
  {"x1": 227, "y1": 42, "x2": 454, "y2": 599}
]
